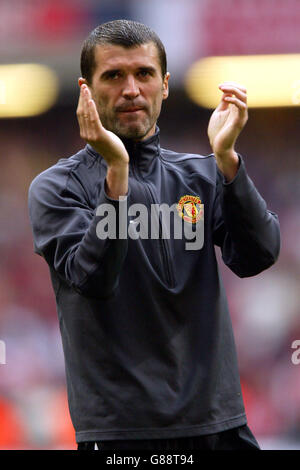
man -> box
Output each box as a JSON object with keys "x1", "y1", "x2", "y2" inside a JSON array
[{"x1": 28, "y1": 20, "x2": 280, "y2": 450}]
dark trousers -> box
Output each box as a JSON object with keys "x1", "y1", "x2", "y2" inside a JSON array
[{"x1": 77, "y1": 424, "x2": 260, "y2": 450}]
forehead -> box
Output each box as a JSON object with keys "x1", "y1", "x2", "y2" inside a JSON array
[{"x1": 93, "y1": 42, "x2": 161, "y2": 73}]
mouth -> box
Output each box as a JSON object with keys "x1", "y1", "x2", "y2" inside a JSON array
[{"x1": 117, "y1": 107, "x2": 145, "y2": 114}]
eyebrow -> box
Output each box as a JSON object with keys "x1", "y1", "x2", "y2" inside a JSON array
[
  {"x1": 137, "y1": 66, "x2": 156, "y2": 74},
  {"x1": 100, "y1": 69, "x2": 120, "y2": 80},
  {"x1": 100, "y1": 66, "x2": 157, "y2": 80}
]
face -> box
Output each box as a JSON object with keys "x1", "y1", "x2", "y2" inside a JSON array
[{"x1": 79, "y1": 42, "x2": 170, "y2": 141}]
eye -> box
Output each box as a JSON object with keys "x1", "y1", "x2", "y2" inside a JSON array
[
  {"x1": 137, "y1": 69, "x2": 152, "y2": 78},
  {"x1": 110, "y1": 72, "x2": 120, "y2": 80},
  {"x1": 105, "y1": 70, "x2": 121, "y2": 80}
]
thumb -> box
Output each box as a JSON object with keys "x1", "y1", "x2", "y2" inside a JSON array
[{"x1": 217, "y1": 93, "x2": 232, "y2": 111}]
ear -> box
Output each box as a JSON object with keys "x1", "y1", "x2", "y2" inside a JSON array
[
  {"x1": 162, "y1": 72, "x2": 170, "y2": 100},
  {"x1": 78, "y1": 77, "x2": 88, "y2": 88}
]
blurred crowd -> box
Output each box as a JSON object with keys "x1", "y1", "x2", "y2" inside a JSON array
[{"x1": 0, "y1": 96, "x2": 299, "y2": 449}]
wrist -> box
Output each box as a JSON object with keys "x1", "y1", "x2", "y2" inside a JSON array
[
  {"x1": 107, "y1": 159, "x2": 129, "y2": 171},
  {"x1": 106, "y1": 164, "x2": 129, "y2": 199},
  {"x1": 214, "y1": 150, "x2": 239, "y2": 182}
]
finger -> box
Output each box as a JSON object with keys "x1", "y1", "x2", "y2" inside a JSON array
[
  {"x1": 219, "y1": 81, "x2": 247, "y2": 93},
  {"x1": 223, "y1": 95, "x2": 248, "y2": 112},
  {"x1": 86, "y1": 98, "x2": 104, "y2": 142},
  {"x1": 82, "y1": 86, "x2": 91, "y2": 137},
  {"x1": 81, "y1": 86, "x2": 105, "y2": 144},
  {"x1": 76, "y1": 85, "x2": 84, "y2": 121},
  {"x1": 216, "y1": 92, "x2": 233, "y2": 111},
  {"x1": 219, "y1": 85, "x2": 247, "y2": 103},
  {"x1": 88, "y1": 98, "x2": 102, "y2": 130},
  {"x1": 77, "y1": 85, "x2": 88, "y2": 139},
  {"x1": 82, "y1": 85, "x2": 91, "y2": 116}
]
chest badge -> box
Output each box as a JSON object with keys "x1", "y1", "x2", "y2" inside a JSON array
[{"x1": 177, "y1": 195, "x2": 204, "y2": 224}]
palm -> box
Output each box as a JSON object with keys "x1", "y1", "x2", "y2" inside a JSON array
[
  {"x1": 100, "y1": 128, "x2": 130, "y2": 166},
  {"x1": 207, "y1": 85, "x2": 248, "y2": 155},
  {"x1": 77, "y1": 84, "x2": 129, "y2": 166}
]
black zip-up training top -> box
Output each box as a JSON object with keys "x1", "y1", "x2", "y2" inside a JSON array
[{"x1": 28, "y1": 128, "x2": 280, "y2": 443}]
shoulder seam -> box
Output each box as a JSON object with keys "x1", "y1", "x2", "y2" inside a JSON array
[
  {"x1": 159, "y1": 150, "x2": 216, "y2": 187},
  {"x1": 160, "y1": 148, "x2": 214, "y2": 163}
]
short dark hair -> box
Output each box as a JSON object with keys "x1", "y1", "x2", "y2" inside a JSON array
[{"x1": 80, "y1": 19, "x2": 167, "y2": 84}]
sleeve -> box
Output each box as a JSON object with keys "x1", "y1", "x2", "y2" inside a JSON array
[
  {"x1": 212, "y1": 155, "x2": 280, "y2": 277},
  {"x1": 28, "y1": 167, "x2": 130, "y2": 299}
]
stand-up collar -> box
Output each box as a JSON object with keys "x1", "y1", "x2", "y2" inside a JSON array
[
  {"x1": 123, "y1": 126, "x2": 160, "y2": 175},
  {"x1": 87, "y1": 126, "x2": 161, "y2": 176}
]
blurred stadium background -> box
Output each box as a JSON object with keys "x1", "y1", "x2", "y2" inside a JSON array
[{"x1": 0, "y1": 0, "x2": 300, "y2": 450}]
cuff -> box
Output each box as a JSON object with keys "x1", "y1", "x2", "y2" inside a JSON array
[
  {"x1": 102, "y1": 179, "x2": 131, "y2": 203},
  {"x1": 221, "y1": 154, "x2": 245, "y2": 186}
]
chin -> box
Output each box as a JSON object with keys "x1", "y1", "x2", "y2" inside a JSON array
[{"x1": 116, "y1": 123, "x2": 150, "y2": 141}]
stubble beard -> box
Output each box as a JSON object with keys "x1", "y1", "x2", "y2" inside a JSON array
[
  {"x1": 114, "y1": 117, "x2": 154, "y2": 141},
  {"x1": 100, "y1": 108, "x2": 155, "y2": 141},
  {"x1": 94, "y1": 94, "x2": 161, "y2": 141}
]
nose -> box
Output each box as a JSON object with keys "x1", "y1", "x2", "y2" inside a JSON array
[{"x1": 122, "y1": 75, "x2": 140, "y2": 99}]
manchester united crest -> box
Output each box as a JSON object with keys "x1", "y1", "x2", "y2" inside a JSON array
[{"x1": 176, "y1": 195, "x2": 204, "y2": 224}]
